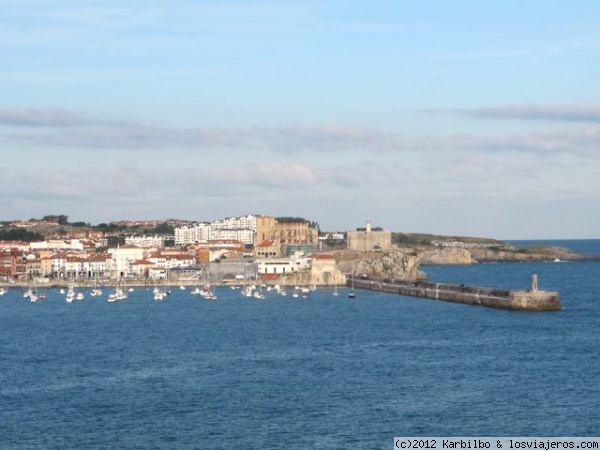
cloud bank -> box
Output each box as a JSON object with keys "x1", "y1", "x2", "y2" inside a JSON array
[
  {"x1": 457, "y1": 103, "x2": 600, "y2": 123},
  {"x1": 2, "y1": 106, "x2": 600, "y2": 158}
]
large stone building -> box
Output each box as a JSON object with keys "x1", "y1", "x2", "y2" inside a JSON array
[
  {"x1": 347, "y1": 220, "x2": 392, "y2": 251},
  {"x1": 255, "y1": 216, "x2": 318, "y2": 257}
]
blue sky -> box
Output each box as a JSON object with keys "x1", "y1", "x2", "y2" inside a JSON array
[{"x1": 1, "y1": 0, "x2": 599, "y2": 239}]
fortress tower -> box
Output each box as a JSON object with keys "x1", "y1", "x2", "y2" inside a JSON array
[{"x1": 346, "y1": 219, "x2": 392, "y2": 251}]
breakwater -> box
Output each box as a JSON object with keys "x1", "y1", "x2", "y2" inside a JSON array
[{"x1": 347, "y1": 277, "x2": 561, "y2": 311}]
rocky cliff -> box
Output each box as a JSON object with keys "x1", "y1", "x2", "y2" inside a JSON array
[
  {"x1": 334, "y1": 249, "x2": 425, "y2": 281},
  {"x1": 418, "y1": 248, "x2": 474, "y2": 265},
  {"x1": 416, "y1": 244, "x2": 588, "y2": 264}
]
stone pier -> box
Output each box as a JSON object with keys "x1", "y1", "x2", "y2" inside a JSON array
[{"x1": 347, "y1": 277, "x2": 561, "y2": 311}]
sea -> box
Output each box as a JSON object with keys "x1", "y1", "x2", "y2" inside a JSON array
[{"x1": 1, "y1": 240, "x2": 599, "y2": 450}]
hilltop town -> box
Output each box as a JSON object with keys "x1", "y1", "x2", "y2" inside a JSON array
[{"x1": 0, "y1": 214, "x2": 587, "y2": 287}]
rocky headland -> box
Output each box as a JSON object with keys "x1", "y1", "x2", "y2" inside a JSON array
[
  {"x1": 417, "y1": 244, "x2": 593, "y2": 264},
  {"x1": 324, "y1": 241, "x2": 596, "y2": 285}
]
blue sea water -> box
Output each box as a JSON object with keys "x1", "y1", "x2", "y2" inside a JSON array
[{"x1": 1, "y1": 241, "x2": 600, "y2": 449}]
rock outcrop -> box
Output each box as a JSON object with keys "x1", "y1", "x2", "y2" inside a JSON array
[
  {"x1": 468, "y1": 246, "x2": 582, "y2": 262},
  {"x1": 418, "y1": 248, "x2": 475, "y2": 265},
  {"x1": 335, "y1": 250, "x2": 425, "y2": 281}
]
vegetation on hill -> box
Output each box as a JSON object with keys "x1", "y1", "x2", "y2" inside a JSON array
[
  {"x1": 392, "y1": 232, "x2": 503, "y2": 246},
  {"x1": 0, "y1": 214, "x2": 177, "y2": 241},
  {"x1": 0, "y1": 228, "x2": 44, "y2": 242}
]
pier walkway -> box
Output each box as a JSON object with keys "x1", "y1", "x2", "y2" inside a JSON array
[{"x1": 347, "y1": 277, "x2": 561, "y2": 311}]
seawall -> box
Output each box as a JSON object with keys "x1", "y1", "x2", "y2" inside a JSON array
[{"x1": 348, "y1": 277, "x2": 561, "y2": 311}]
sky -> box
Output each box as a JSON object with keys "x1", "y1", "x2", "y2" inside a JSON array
[{"x1": 1, "y1": 0, "x2": 600, "y2": 239}]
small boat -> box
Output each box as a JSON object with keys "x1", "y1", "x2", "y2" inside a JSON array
[
  {"x1": 108, "y1": 282, "x2": 127, "y2": 302},
  {"x1": 242, "y1": 286, "x2": 253, "y2": 297},
  {"x1": 348, "y1": 271, "x2": 356, "y2": 298},
  {"x1": 201, "y1": 284, "x2": 217, "y2": 300},
  {"x1": 191, "y1": 286, "x2": 202, "y2": 295},
  {"x1": 90, "y1": 275, "x2": 102, "y2": 296},
  {"x1": 66, "y1": 282, "x2": 75, "y2": 302}
]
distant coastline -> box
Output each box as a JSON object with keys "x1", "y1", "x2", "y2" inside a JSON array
[{"x1": 507, "y1": 239, "x2": 600, "y2": 257}]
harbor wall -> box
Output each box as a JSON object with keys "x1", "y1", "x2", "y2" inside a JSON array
[{"x1": 348, "y1": 278, "x2": 561, "y2": 311}]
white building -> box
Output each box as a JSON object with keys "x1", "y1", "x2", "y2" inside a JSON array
[
  {"x1": 65, "y1": 256, "x2": 85, "y2": 278},
  {"x1": 148, "y1": 254, "x2": 167, "y2": 269},
  {"x1": 51, "y1": 253, "x2": 67, "y2": 277},
  {"x1": 212, "y1": 228, "x2": 255, "y2": 244},
  {"x1": 125, "y1": 235, "x2": 172, "y2": 248},
  {"x1": 107, "y1": 245, "x2": 145, "y2": 278},
  {"x1": 30, "y1": 239, "x2": 84, "y2": 252},
  {"x1": 84, "y1": 255, "x2": 108, "y2": 278},
  {"x1": 256, "y1": 256, "x2": 311, "y2": 275},
  {"x1": 165, "y1": 254, "x2": 195, "y2": 269},
  {"x1": 175, "y1": 214, "x2": 258, "y2": 246},
  {"x1": 175, "y1": 223, "x2": 211, "y2": 245}
]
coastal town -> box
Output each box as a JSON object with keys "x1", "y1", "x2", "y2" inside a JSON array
[
  {"x1": 0, "y1": 214, "x2": 587, "y2": 294},
  {"x1": 1, "y1": 214, "x2": 394, "y2": 289}
]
